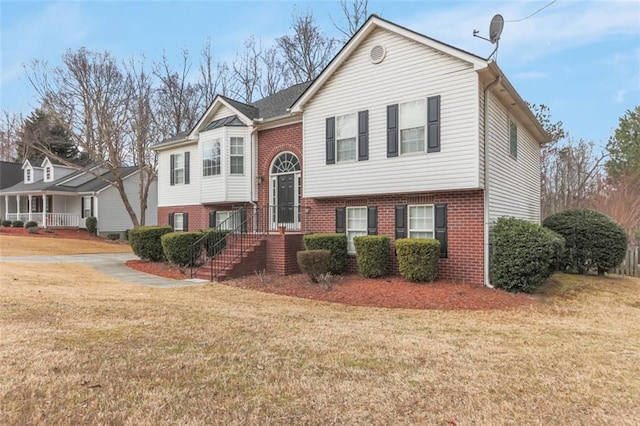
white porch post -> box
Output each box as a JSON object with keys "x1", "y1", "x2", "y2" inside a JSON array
[
  {"x1": 28, "y1": 195, "x2": 33, "y2": 221},
  {"x1": 42, "y1": 194, "x2": 47, "y2": 228},
  {"x1": 4, "y1": 196, "x2": 8, "y2": 219},
  {"x1": 16, "y1": 195, "x2": 21, "y2": 218}
]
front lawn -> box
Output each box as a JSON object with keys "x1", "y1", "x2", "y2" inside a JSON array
[
  {"x1": 0, "y1": 231, "x2": 132, "y2": 256},
  {"x1": 1, "y1": 262, "x2": 638, "y2": 424}
]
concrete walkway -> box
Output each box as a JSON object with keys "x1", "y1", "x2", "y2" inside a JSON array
[{"x1": 0, "y1": 253, "x2": 208, "y2": 288}]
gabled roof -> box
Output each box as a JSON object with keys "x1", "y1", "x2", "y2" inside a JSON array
[
  {"x1": 0, "y1": 161, "x2": 22, "y2": 189},
  {"x1": 253, "y1": 81, "x2": 312, "y2": 120},
  {"x1": 0, "y1": 166, "x2": 140, "y2": 195}
]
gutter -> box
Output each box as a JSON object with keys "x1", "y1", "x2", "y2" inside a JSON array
[{"x1": 483, "y1": 74, "x2": 501, "y2": 288}]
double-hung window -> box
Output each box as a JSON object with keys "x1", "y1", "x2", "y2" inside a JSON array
[
  {"x1": 82, "y1": 197, "x2": 93, "y2": 218},
  {"x1": 173, "y1": 213, "x2": 184, "y2": 231},
  {"x1": 509, "y1": 119, "x2": 518, "y2": 158},
  {"x1": 399, "y1": 99, "x2": 427, "y2": 154},
  {"x1": 203, "y1": 138, "x2": 221, "y2": 176},
  {"x1": 45, "y1": 167, "x2": 52, "y2": 181},
  {"x1": 216, "y1": 210, "x2": 240, "y2": 231},
  {"x1": 173, "y1": 153, "x2": 185, "y2": 184},
  {"x1": 408, "y1": 205, "x2": 434, "y2": 239},
  {"x1": 230, "y1": 137, "x2": 244, "y2": 175},
  {"x1": 336, "y1": 113, "x2": 357, "y2": 162},
  {"x1": 26, "y1": 169, "x2": 32, "y2": 182},
  {"x1": 346, "y1": 206, "x2": 367, "y2": 253}
]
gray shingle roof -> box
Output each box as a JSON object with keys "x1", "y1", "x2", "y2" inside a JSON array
[
  {"x1": 0, "y1": 161, "x2": 22, "y2": 189},
  {"x1": 220, "y1": 96, "x2": 259, "y2": 120},
  {"x1": 252, "y1": 81, "x2": 312, "y2": 119}
]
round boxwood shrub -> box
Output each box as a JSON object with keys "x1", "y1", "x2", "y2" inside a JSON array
[
  {"x1": 303, "y1": 233, "x2": 348, "y2": 274},
  {"x1": 543, "y1": 209, "x2": 628, "y2": 275},
  {"x1": 353, "y1": 235, "x2": 390, "y2": 278},
  {"x1": 107, "y1": 232, "x2": 120, "y2": 241},
  {"x1": 128, "y1": 225, "x2": 173, "y2": 261},
  {"x1": 2, "y1": 220, "x2": 11, "y2": 227},
  {"x1": 85, "y1": 216, "x2": 98, "y2": 234},
  {"x1": 297, "y1": 249, "x2": 331, "y2": 283},
  {"x1": 11, "y1": 220, "x2": 24, "y2": 228},
  {"x1": 491, "y1": 217, "x2": 564, "y2": 293},
  {"x1": 161, "y1": 231, "x2": 204, "y2": 268},
  {"x1": 24, "y1": 221, "x2": 38, "y2": 229},
  {"x1": 395, "y1": 238, "x2": 440, "y2": 283}
]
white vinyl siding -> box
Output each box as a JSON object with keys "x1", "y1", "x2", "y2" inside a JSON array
[
  {"x1": 509, "y1": 119, "x2": 518, "y2": 158},
  {"x1": 96, "y1": 173, "x2": 158, "y2": 233},
  {"x1": 400, "y1": 99, "x2": 426, "y2": 154},
  {"x1": 408, "y1": 205, "x2": 434, "y2": 238},
  {"x1": 336, "y1": 113, "x2": 357, "y2": 162},
  {"x1": 303, "y1": 27, "x2": 480, "y2": 198},
  {"x1": 158, "y1": 143, "x2": 199, "y2": 207},
  {"x1": 486, "y1": 92, "x2": 540, "y2": 223},
  {"x1": 346, "y1": 206, "x2": 367, "y2": 253}
]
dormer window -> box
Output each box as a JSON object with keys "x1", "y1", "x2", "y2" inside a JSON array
[
  {"x1": 45, "y1": 167, "x2": 52, "y2": 181},
  {"x1": 25, "y1": 168, "x2": 32, "y2": 183}
]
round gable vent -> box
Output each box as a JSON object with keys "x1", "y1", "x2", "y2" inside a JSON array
[{"x1": 369, "y1": 45, "x2": 386, "y2": 64}]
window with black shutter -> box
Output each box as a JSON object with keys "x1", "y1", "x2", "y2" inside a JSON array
[
  {"x1": 209, "y1": 211, "x2": 217, "y2": 228},
  {"x1": 434, "y1": 204, "x2": 448, "y2": 258},
  {"x1": 326, "y1": 117, "x2": 335, "y2": 164},
  {"x1": 335, "y1": 207, "x2": 345, "y2": 233},
  {"x1": 387, "y1": 104, "x2": 399, "y2": 157},
  {"x1": 184, "y1": 151, "x2": 190, "y2": 184},
  {"x1": 358, "y1": 110, "x2": 369, "y2": 161},
  {"x1": 427, "y1": 95, "x2": 441, "y2": 153},
  {"x1": 367, "y1": 206, "x2": 377, "y2": 235},
  {"x1": 395, "y1": 205, "x2": 407, "y2": 239}
]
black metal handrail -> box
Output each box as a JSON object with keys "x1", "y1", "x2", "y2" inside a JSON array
[{"x1": 188, "y1": 205, "x2": 307, "y2": 281}]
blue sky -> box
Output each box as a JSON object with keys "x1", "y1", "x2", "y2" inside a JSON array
[{"x1": 1, "y1": 0, "x2": 639, "y2": 147}]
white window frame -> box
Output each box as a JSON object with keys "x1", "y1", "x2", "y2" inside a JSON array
[
  {"x1": 509, "y1": 118, "x2": 518, "y2": 159},
  {"x1": 336, "y1": 113, "x2": 357, "y2": 163},
  {"x1": 230, "y1": 137, "x2": 244, "y2": 175},
  {"x1": 25, "y1": 168, "x2": 32, "y2": 183},
  {"x1": 173, "y1": 213, "x2": 185, "y2": 231},
  {"x1": 203, "y1": 138, "x2": 221, "y2": 177},
  {"x1": 173, "y1": 153, "x2": 185, "y2": 184},
  {"x1": 346, "y1": 206, "x2": 367, "y2": 254},
  {"x1": 216, "y1": 210, "x2": 240, "y2": 231},
  {"x1": 408, "y1": 204, "x2": 434, "y2": 239},
  {"x1": 399, "y1": 99, "x2": 427, "y2": 155},
  {"x1": 45, "y1": 167, "x2": 52, "y2": 181},
  {"x1": 82, "y1": 197, "x2": 92, "y2": 218}
]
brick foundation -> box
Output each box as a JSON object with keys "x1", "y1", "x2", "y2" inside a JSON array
[
  {"x1": 158, "y1": 203, "x2": 252, "y2": 231},
  {"x1": 304, "y1": 190, "x2": 485, "y2": 285}
]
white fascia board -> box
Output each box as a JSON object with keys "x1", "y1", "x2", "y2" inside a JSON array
[
  {"x1": 188, "y1": 96, "x2": 254, "y2": 139},
  {"x1": 152, "y1": 139, "x2": 198, "y2": 152}
]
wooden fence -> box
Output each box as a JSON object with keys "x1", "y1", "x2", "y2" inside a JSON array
[{"x1": 614, "y1": 246, "x2": 639, "y2": 277}]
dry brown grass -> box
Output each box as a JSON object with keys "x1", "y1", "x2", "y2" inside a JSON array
[
  {"x1": 1, "y1": 263, "x2": 639, "y2": 425},
  {"x1": 0, "y1": 235, "x2": 132, "y2": 256}
]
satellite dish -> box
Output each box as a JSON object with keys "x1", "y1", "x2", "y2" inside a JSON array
[{"x1": 489, "y1": 14, "x2": 504, "y2": 44}]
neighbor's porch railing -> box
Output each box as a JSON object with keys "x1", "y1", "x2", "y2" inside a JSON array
[{"x1": 5, "y1": 213, "x2": 80, "y2": 228}]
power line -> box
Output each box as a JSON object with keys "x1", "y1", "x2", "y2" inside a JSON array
[{"x1": 505, "y1": 0, "x2": 558, "y2": 23}]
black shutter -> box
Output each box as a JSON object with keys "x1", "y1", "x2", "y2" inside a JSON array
[
  {"x1": 209, "y1": 211, "x2": 217, "y2": 228},
  {"x1": 90, "y1": 197, "x2": 94, "y2": 217},
  {"x1": 183, "y1": 213, "x2": 189, "y2": 231},
  {"x1": 80, "y1": 197, "x2": 84, "y2": 218},
  {"x1": 335, "y1": 207, "x2": 346, "y2": 233},
  {"x1": 240, "y1": 208, "x2": 247, "y2": 233},
  {"x1": 184, "y1": 152, "x2": 190, "y2": 184},
  {"x1": 387, "y1": 104, "x2": 399, "y2": 157},
  {"x1": 170, "y1": 154, "x2": 175, "y2": 186},
  {"x1": 168, "y1": 213, "x2": 174, "y2": 229},
  {"x1": 427, "y1": 95, "x2": 441, "y2": 153},
  {"x1": 358, "y1": 110, "x2": 369, "y2": 161},
  {"x1": 326, "y1": 117, "x2": 335, "y2": 164},
  {"x1": 367, "y1": 206, "x2": 378, "y2": 235},
  {"x1": 395, "y1": 205, "x2": 407, "y2": 239},
  {"x1": 434, "y1": 203, "x2": 447, "y2": 258}
]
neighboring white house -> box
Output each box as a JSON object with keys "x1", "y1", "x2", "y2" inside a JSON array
[
  {"x1": 153, "y1": 15, "x2": 549, "y2": 285},
  {"x1": 0, "y1": 157, "x2": 157, "y2": 237}
]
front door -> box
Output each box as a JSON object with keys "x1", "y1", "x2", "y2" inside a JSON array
[{"x1": 277, "y1": 174, "x2": 295, "y2": 224}]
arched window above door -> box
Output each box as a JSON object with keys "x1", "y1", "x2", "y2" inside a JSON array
[{"x1": 271, "y1": 152, "x2": 300, "y2": 175}]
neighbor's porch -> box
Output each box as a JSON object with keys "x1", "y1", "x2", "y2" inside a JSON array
[{"x1": 2, "y1": 193, "x2": 92, "y2": 228}]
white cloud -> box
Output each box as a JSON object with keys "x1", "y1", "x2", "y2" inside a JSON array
[{"x1": 614, "y1": 89, "x2": 628, "y2": 103}]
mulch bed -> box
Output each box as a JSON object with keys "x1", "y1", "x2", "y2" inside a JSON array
[
  {"x1": 0, "y1": 226, "x2": 124, "y2": 243},
  {"x1": 126, "y1": 260, "x2": 535, "y2": 310}
]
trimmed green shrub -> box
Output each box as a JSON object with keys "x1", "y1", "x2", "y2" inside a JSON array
[
  {"x1": 491, "y1": 217, "x2": 562, "y2": 293},
  {"x1": 297, "y1": 250, "x2": 331, "y2": 283},
  {"x1": 11, "y1": 220, "x2": 24, "y2": 228},
  {"x1": 128, "y1": 225, "x2": 173, "y2": 261},
  {"x1": 543, "y1": 227, "x2": 566, "y2": 274},
  {"x1": 395, "y1": 238, "x2": 441, "y2": 282},
  {"x1": 2, "y1": 220, "x2": 11, "y2": 227},
  {"x1": 200, "y1": 228, "x2": 229, "y2": 257},
  {"x1": 543, "y1": 209, "x2": 628, "y2": 275},
  {"x1": 24, "y1": 221, "x2": 38, "y2": 229},
  {"x1": 304, "y1": 233, "x2": 348, "y2": 274},
  {"x1": 161, "y1": 231, "x2": 203, "y2": 267},
  {"x1": 107, "y1": 232, "x2": 120, "y2": 241},
  {"x1": 85, "y1": 216, "x2": 97, "y2": 234},
  {"x1": 353, "y1": 235, "x2": 390, "y2": 278}
]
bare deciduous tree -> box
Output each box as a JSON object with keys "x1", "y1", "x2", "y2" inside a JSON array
[
  {"x1": 276, "y1": 11, "x2": 337, "y2": 84},
  {"x1": 232, "y1": 36, "x2": 262, "y2": 103},
  {"x1": 198, "y1": 38, "x2": 219, "y2": 107},
  {"x1": 0, "y1": 111, "x2": 24, "y2": 161},
  {"x1": 259, "y1": 47, "x2": 291, "y2": 98},
  {"x1": 590, "y1": 173, "x2": 640, "y2": 244},
  {"x1": 331, "y1": 0, "x2": 369, "y2": 41},
  {"x1": 25, "y1": 48, "x2": 154, "y2": 227}
]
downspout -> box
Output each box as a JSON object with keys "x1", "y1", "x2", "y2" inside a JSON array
[
  {"x1": 249, "y1": 124, "x2": 260, "y2": 225},
  {"x1": 483, "y1": 74, "x2": 501, "y2": 288}
]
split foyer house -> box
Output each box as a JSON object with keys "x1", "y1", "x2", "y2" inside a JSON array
[
  {"x1": 0, "y1": 157, "x2": 157, "y2": 237},
  {"x1": 153, "y1": 15, "x2": 549, "y2": 285}
]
